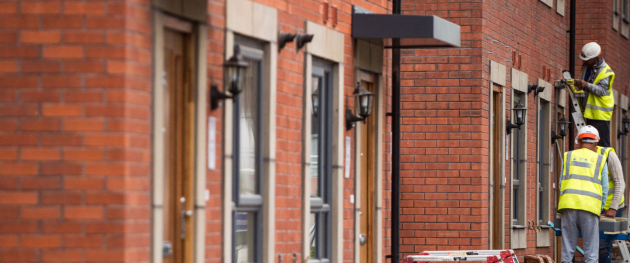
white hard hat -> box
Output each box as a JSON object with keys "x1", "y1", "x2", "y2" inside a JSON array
[
  {"x1": 575, "y1": 125, "x2": 600, "y2": 144},
  {"x1": 579, "y1": 42, "x2": 602, "y2": 61}
]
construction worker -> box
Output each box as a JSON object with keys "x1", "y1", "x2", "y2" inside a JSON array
[
  {"x1": 598, "y1": 145, "x2": 626, "y2": 263},
  {"x1": 559, "y1": 125, "x2": 609, "y2": 263},
  {"x1": 574, "y1": 42, "x2": 615, "y2": 147}
]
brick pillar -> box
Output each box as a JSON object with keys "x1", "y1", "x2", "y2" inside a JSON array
[{"x1": 0, "y1": 0, "x2": 152, "y2": 262}]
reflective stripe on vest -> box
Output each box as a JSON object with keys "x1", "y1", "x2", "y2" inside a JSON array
[
  {"x1": 598, "y1": 146, "x2": 624, "y2": 210},
  {"x1": 584, "y1": 64, "x2": 615, "y2": 121},
  {"x1": 558, "y1": 148, "x2": 605, "y2": 215}
]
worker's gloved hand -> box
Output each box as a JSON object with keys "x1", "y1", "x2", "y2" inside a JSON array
[
  {"x1": 575, "y1": 79, "x2": 588, "y2": 90},
  {"x1": 603, "y1": 208, "x2": 617, "y2": 218}
]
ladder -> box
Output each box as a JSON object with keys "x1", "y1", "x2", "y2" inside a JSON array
[
  {"x1": 402, "y1": 250, "x2": 519, "y2": 263},
  {"x1": 556, "y1": 70, "x2": 587, "y2": 130}
]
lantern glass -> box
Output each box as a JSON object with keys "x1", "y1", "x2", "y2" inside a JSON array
[
  {"x1": 224, "y1": 66, "x2": 244, "y2": 95},
  {"x1": 352, "y1": 82, "x2": 375, "y2": 119},
  {"x1": 355, "y1": 93, "x2": 374, "y2": 118},
  {"x1": 512, "y1": 101, "x2": 527, "y2": 126},
  {"x1": 623, "y1": 116, "x2": 630, "y2": 133},
  {"x1": 223, "y1": 45, "x2": 249, "y2": 96},
  {"x1": 312, "y1": 88, "x2": 319, "y2": 116},
  {"x1": 558, "y1": 116, "x2": 570, "y2": 137}
]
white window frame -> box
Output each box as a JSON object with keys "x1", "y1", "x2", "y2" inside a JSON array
[{"x1": 510, "y1": 69, "x2": 529, "y2": 249}]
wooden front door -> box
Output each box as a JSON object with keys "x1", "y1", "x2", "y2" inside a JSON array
[
  {"x1": 359, "y1": 74, "x2": 376, "y2": 263},
  {"x1": 491, "y1": 85, "x2": 503, "y2": 249},
  {"x1": 162, "y1": 26, "x2": 196, "y2": 263}
]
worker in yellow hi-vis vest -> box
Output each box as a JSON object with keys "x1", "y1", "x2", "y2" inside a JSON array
[
  {"x1": 597, "y1": 146, "x2": 626, "y2": 263},
  {"x1": 559, "y1": 126, "x2": 608, "y2": 263},
  {"x1": 574, "y1": 42, "x2": 615, "y2": 147}
]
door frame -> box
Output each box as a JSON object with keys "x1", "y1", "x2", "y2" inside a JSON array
[
  {"x1": 489, "y1": 83, "x2": 505, "y2": 249},
  {"x1": 151, "y1": 11, "x2": 208, "y2": 263},
  {"x1": 353, "y1": 69, "x2": 384, "y2": 263}
]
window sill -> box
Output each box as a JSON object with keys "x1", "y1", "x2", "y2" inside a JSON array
[{"x1": 512, "y1": 225, "x2": 527, "y2": 229}]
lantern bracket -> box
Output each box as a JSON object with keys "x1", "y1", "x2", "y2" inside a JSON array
[
  {"x1": 506, "y1": 119, "x2": 521, "y2": 135},
  {"x1": 210, "y1": 84, "x2": 233, "y2": 111},
  {"x1": 551, "y1": 131, "x2": 563, "y2": 144},
  {"x1": 346, "y1": 109, "x2": 365, "y2": 130}
]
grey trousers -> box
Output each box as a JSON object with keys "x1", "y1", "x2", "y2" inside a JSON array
[{"x1": 561, "y1": 209, "x2": 600, "y2": 263}]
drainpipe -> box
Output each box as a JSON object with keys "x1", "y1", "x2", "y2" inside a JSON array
[
  {"x1": 569, "y1": 0, "x2": 576, "y2": 150},
  {"x1": 391, "y1": 0, "x2": 401, "y2": 262}
]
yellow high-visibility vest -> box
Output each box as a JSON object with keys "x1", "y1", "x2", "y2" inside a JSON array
[
  {"x1": 558, "y1": 148, "x2": 605, "y2": 215},
  {"x1": 598, "y1": 146, "x2": 624, "y2": 210},
  {"x1": 583, "y1": 64, "x2": 615, "y2": 121}
]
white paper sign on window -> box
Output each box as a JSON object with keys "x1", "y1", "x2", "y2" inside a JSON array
[
  {"x1": 345, "y1": 137, "x2": 351, "y2": 178},
  {"x1": 208, "y1": 117, "x2": 216, "y2": 170}
]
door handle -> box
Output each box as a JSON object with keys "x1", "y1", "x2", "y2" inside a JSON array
[
  {"x1": 180, "y1": 197, "x2": 193, "y2": 240},
  {"x1": 163, "y1": 241, "x2": 173, "y2": 256}
]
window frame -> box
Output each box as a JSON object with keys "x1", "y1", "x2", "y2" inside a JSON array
[
  {"x1": 511, "y1": 90, "x2": 527, "y2": 229},
  {"x1": 537, "y1": 99, "x2": 551, "y2": 225},
  {"x1": 232, "y1": 38, "x2": 265, "y2": 263},
  {"x1": 510, "y1": 90, "x2": 527, "y2": 228},
  {"x1": 623, "y1": 0, "x2": 630, "y2": 23},
  {"x1": 309, "y1": 59, "x2": 334, "y2": 263},
  {"x1": 536, "y1": 89, "x2": 552, "y2": 247}
]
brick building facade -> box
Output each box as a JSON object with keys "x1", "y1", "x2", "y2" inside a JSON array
[
  {"x1": 1, "y1": 0, "x2": 630, "y2": 263},
  {"x1": 400, "y1": 0, "x2": 630, "y2": 261}
]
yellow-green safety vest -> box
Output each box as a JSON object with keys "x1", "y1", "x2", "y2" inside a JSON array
[
  {"x1": 598, "y1": 146, "x2": 624, "y2": 210},
  {"x1": 580, "y1": 64, "x2": 616, "y2": 121},
  {"x1": 558, "y1": 148, "x2": 605, "y2": 215}
]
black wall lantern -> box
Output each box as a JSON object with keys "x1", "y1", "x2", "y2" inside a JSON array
[
  {"x1": 552, "y1": 115, "x2": 571, "y2": 143},
  {"x1": 211, "y1": 45, "x2": 249, "y2": 110},
  {"x1": 506, "y1": 101, "x2": 527, "y2": 135},
  {"x1": 346, "y1": 82, "x2": 374, "y2": 130},
  {"x1": 618, "y1": 115, "x2": 630, "y2": 138},
  {"x1": 528, "y1": 83, "x2": 545, "y2": 97}
]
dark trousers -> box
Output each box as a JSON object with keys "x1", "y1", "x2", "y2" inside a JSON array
[
  {"x1": 599, "y1": 208, "x2": 624, "y2": 263},
  {"x1": 586, "y1": 119, "x2": 611, "y2": 147}
]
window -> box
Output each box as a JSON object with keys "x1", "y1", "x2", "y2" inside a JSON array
[
  {"x1": 624, "y1": 0, "x2": 629, "y2": 23},
  {"x1": 537, "y1": 100, "x2": 550, "y2": 224},
  {"x1": 620, "y1": 107, "x2": 628, "y2": 174},
  {"x1": 310, "y1": 59, "x2": 334, "y2": 262},
  {"x1": 511, "y1": 91, "x2": 527, "y2": 228},
  {"x1": 233, "y1": 40, "x2": 264, "y2": 263},
  {"x1": 536, "y1": 94, "x2": 552, "y2": 247}
]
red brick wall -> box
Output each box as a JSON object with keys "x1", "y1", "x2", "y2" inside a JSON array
[
  {"x1": 205, "y1": 1, "x2": 226, "y2": 262},
  {"x1": 0, "y1": 0, "x2": 153, "y2": 261},
  {"x1": 399, "y1": 0, "x2": 570, "y2": 258},
  {"x1": 203, "y1": 1, "x2": 393, "y2": 263},
  {"x1": 576, "y1": 0, "x2": 630, "y2": 100},
  {"x1": 398, "y1": 0, "x2": 486, "y2": 253}
]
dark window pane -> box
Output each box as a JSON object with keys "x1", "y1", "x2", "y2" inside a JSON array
[
  {"x1": 239, "y1": 60, "x2": 261, "y2": 196},
  {"x1": 235, "y1": 212, "x2": 256, "y2": 263},
  {"x1": 311, "y1": 76, "x2": 322, "y2": 198},
  {"x1": 323, "y1": 212, "x2": 329, "y2": 258},
  {"x1": 513, "y1": 187, "x2": 518, "y2": 221}
]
